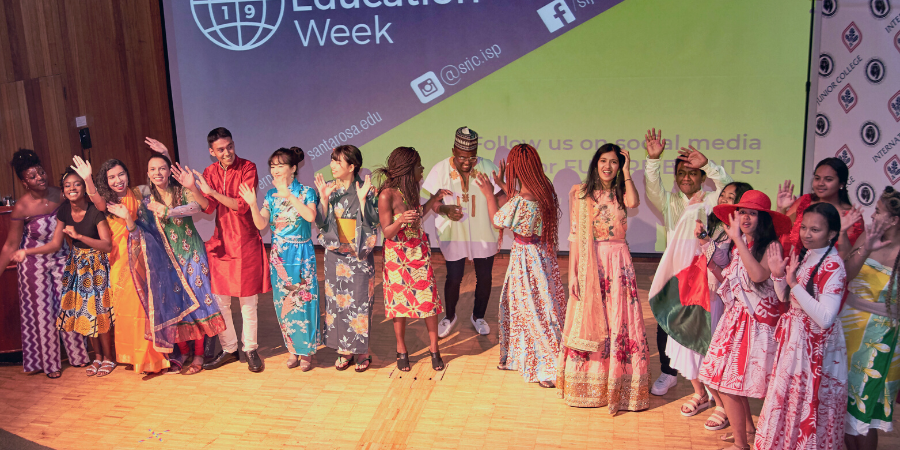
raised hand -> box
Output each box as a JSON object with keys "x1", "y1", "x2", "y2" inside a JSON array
[
  {"x1": 862, "y1": 217, "x2": 892, "y2": 252},
  {"x1": 677, "y1": 145, "x2": 708, "y2": 169},
  {"x1": 724, "y1": 211, "x2": 743, "y2": 242},
  {"x1": 431, "y1": 189, "x2": 453, "y2": 202},
  {"x1": 147, "y1": 201, "x2": 165, "y2": 218},
  {"x1": 786, "y1": 252, "x2": 801, "y2": 288},
  {"x1": 398, "y1": 209, "x2": 420, "y2": 224},
  {"x1": 644, "y1": 128, "x2": 664, "y2": 159},
  {"x1": 70, "y1": 156, "x2": 93, "y2": 181},
  {"x1": 776, "y1": 180, "x2": 797, "y2": 212},
  {"x1": 171, "y1": 163, "x2": 196, "y2": 189},
  {"x1": 441, "y1": 204, "x2": 464, "y2": 222},
  {"x1": 191, "y1": 169, "x2": 213, "y2": 195},
  {"x1": 492, "y1": 160, "x2": 508, "y2": 194},
  {"x1": 694, "y1": 219, "x2": 707, "y2": 239},
  {"x1": 238, "y1": 184, "x2": 257, "y2": 206},
  {"x1": 766, "y1": 244, "x2": 787, "y2": 277},
  {"x1": 841, "y1": 206, "x2": 863, "y2": 233},
  {"x1": 315, "y1": 173, "x2": 336, "y2": 200},
  {"x1": 106, "y1": 203, "x2": 129, "y2": 220},
  {"x1": 622, "y1": 149, "x2": 632, "y2": 172},
  {"x1": 474, "y1": 172, "x2": 494, "y2": 197},
  {"x1": 272, "y1": 174, "x2": 291, "y2": 198},
  {"x1": 144, "y1": 137, "x2": 170, "y2": 156},
  {"x1": 356, "y1": 175, "x2": 372, "y2": 204},
  {"x1": 688, "y1": 191, "x2": 704, "y2": 206}
]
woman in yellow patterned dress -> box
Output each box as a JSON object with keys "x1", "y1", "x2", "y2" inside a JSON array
[
  {"x1": 842, "y1": 187, "x2": 900, "y2": 450},
  {"x1": 14, "y1": 168, "x2": 114, "y2": 376},
  {"x1": 375, "y1": 147, "x2": 452, "y2": 371}
]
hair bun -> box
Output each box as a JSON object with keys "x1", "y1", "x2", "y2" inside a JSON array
[
  {"x1": 290, "y1": 146, "x2": 305, "y2": 162},
  {"x1": 10, "y1": 149, "x2": 43, "y2": 180}
]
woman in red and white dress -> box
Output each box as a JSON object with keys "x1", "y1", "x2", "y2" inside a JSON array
[
  {"x1": 697, "y1": 191, "x2": 792, "y2": 450},
  {"x1": 754, "y1": 202, "x2": 848, "y2": 450}
]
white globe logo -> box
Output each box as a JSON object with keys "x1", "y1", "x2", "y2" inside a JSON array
[{"x1": 191, "y1": 0, "x2": 284, "y2": 51}]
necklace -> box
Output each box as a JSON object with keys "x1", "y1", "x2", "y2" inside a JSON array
[{"x1": 452, "y1": 160, "x2": 476, "y2": 217}]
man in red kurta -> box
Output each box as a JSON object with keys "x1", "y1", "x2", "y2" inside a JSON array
[{"x1": 196, "y1": 127, "x2": 270, "y2": 373}]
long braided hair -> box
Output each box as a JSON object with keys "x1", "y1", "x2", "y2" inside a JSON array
[
  {"x1": 147, "y1": 155, "x2": 184, "y2": 221},
  {"x1": 374, "y1": 147, "x2": 422, "y2": 208},
  {"x1": 506, "y1": 144, "x2": 560, "y2": 250},
  {"x1": 796, "y1": 202, "x2": 841, "y2": 296},
  {"x1": 880, "y1": 187, "x2": 900, "y2": 320}
]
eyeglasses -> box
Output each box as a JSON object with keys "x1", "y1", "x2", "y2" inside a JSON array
[{"x1": 454, "y1": 155, "x2": 478, "y2": 163}]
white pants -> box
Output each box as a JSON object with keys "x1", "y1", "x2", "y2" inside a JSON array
[{"x1": 215, "y1": 294, "x2": 259, "y2": 353}]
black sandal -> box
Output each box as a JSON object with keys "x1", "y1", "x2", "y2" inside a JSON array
[
  {"x1": 46, "y1": 371, "x2": 62, "y2": 379},
  {"x1": 538, "y1": 380, "x2": 556, "y2": 388},
  {"x1": 429, "y1": 350, "x2": 444, "y2": 371},
  {"x1": 396, "y1": 352, "x2": 411, "y2": 372},
  {"x1": 335, "y1": 355, "x2": 354, "y2": 371}
]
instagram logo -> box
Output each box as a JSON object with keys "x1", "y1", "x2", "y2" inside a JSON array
[{"x1": 410, "y1": 71, "x2": 445, "y2": 104}]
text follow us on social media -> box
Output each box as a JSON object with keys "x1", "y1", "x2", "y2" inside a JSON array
[{"x1": 410, "y1": 44, "x2": 503, "y2": 104}]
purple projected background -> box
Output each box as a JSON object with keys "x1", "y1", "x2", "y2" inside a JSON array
[{"x1": 163, "y1": 0, "x2": 622, "y2": 241}]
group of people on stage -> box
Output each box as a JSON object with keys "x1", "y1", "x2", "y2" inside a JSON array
[{"x1": 1, "y1": 125, "x2": 898, "y2": 450}]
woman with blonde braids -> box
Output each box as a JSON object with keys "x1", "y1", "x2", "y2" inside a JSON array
[
  {"x1": 842, "y1": 187, "x2": 900, "y2": 450},
  {"x1": 477, "y1": 143, "x2": 566, "y2": 388},
  {"x1": 554, "y1": 143, "x2": 650, "y2": 412},
  {"x1": 375, "y1": 147, "x2": 452, "y2": 371}
]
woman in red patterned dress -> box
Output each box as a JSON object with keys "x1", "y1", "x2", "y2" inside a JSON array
[
  {"x1": 755, "y1": 203, "x2": 848, "y2": 450},
  {"x1": 698, "y1": 191, "x2": 792, "y2": 450},
  {"x1": 776, "y1": 157, "x2": 864, "y2": 258},
  {"x1": 375, "y1": 147, "x2": 452, "y2": 371}
]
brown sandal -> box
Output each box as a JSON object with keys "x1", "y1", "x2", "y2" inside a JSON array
[{"x1": 181, "y1": 363, "x2": 203, "y2": 375}]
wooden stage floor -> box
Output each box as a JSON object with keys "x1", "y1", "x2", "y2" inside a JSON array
[{"x1": 0, "y1": 251, "x2": 897, "y2": 449}]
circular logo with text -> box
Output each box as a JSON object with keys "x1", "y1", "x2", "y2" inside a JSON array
[
  {"x1": 819, "y1": 54, "x2": 834, "y2": 77},
  {"x1": 823, "y1": 0, "x2": 838, "y2": 16},
  {"x1": 861, "y1": 121, "x2": 881, "y2": 146},
  {"x1": 815, "y1": 114, "x2": 831, "y2": 136},
  {"x1": 871, "y1": 0, "x2": 891, "y2": 18},
  {"x1": 191, "y1": 0, "x2": 284, "y2": 51},
  {"x1": 865, "y1": 58, "x2": 886, "y2": 83},
  {"x1": 856, "y1": 182, "x2": 876, "y2": 206}
]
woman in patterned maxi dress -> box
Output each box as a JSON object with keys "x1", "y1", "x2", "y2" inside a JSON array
[
  {"x1": 698, "y1": 190, "x2": 792, "y2": 450},
  {"x1": 755, "y1": 203, "x2": 848, "y2": 450},
  {"x1": 121, "y1": 154, "x2": 227, "y2": 375},
  {"x1": 0, "y1": 150, "x2": 89, "y2": 379},
  {"x1": 555, "y1": 144, "x2": 650, "y2": 413},
  {"x1": 375, "y1": 147, "x2": 452, "y2": 372},
  {"x1": 477, "y1": 144, "x2": 566, "y2": 387},
  {"x1": 315, "y1": 145, "x2": 379, "y2": 372},
  {"x1": 841, "y1": 188, "x2": 900, "y2": 450},
  {"x1": 242, "y1": 147, "x2": 320, "y2": 371},
  {"x1": 83, "y1": 158, "x2": 169, "y2": 374}
]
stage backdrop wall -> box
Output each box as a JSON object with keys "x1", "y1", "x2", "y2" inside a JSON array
[
  {"x1": 810, "y1": 0, "x2": 900, "y2": 218},
  {"x1": 162, "y1": 0, "x2": 813, "y2": 252}
]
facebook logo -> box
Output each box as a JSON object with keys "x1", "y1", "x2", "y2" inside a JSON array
[{"x1": 537, "y1": 0, "x2": 575, "y2": 33}]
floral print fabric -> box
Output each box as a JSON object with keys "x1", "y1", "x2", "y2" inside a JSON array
[{"x1": 263, "y1": 181, "x2": 320, "y2": 356}]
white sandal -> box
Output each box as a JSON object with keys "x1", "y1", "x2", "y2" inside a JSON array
[
  {"x1": 680, "y1": 393, "x2": 711, "y2": 417},
  {"x1": 705, "y1": 406, "x2": 730, "y2": 430}
]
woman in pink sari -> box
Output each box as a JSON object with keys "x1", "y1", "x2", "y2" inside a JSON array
[{"x1": 556, "y1": 144, "x2": 650, "y2": 414}]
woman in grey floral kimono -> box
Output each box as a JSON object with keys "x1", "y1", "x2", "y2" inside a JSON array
[{"x1": 314, "y1": 145, "x2": 379, "y2": 372}]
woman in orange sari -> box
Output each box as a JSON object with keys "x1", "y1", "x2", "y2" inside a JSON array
[{"x1": 73, "y1": 156, "x2": 169, "y2": 374}]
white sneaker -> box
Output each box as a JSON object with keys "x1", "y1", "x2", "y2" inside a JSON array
[
  {"x1": 651, "y1": 373, "x2": 678, "y2": 396},
  {"x1": 471, "y1": 315, "x2": 490, "y2": 335},
  {"x1": 438, "y1": 315, "x2": 457, "y2": 338}
]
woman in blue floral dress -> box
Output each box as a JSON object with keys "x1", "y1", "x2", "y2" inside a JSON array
[{"x1": 242, "y1": 147, "x2": 320, "y2": 371}]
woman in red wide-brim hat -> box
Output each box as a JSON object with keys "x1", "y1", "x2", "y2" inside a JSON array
[{"x1": 697, "y1": 190, "x2": 791, "y2": 450}]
